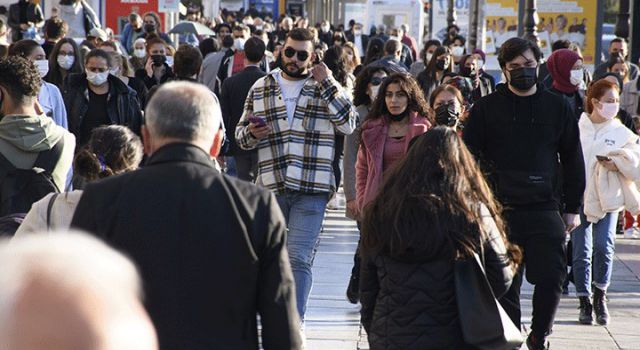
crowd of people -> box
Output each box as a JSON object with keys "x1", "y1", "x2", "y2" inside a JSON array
[{"x1": 0, "y1": 2, "x2": 639, "y2": 350}]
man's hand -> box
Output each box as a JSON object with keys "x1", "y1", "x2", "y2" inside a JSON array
[
  {"x1": 145, "y1": 57, "x2": 154, "y2": 78},
  {"x1": 563, "y1": 213, "x2": 581, "y2": 233},
  {"x1": 20, "y1": 23, "x2": 29, "y2": 31},
  {"x1": 310, "y1": 62, "x2": 332, "y2": 82},
  {"x1": 246, "y1": 113, "x2": 271, "y2": 140}
]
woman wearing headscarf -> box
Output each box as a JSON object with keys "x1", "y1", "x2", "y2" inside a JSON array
[{"x1": 547, "y1": 48, "x2": 585, "y2": 120}]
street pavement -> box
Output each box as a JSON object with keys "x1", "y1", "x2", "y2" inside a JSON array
[{"x1": 303, "y1": 194, "x2": 640, "y2": 350}]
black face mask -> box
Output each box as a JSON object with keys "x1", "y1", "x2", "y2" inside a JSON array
[
  {"x1": 151, "y1": 54, "x2": 166, "y2": 66},
  {"x1": 460, "y1": 66, "x2": 477, "y2": 80},
  {"x1": 435, "y1": 102, "x2": 459, "y2": 127},
  {"x1": 144, "y1": 24, "x2": 157, "y2": 33},
  {"x1": 508, "y1": 67, "x2": 537, "y2": 91},
  {"x1": 277, "y1": 51, "x2": 309, "y2": 79},
  {"x1": 435, "y1": 59, "x2": 447, "y2": 71},
  {"x1": 388, "y1": 109, "x2": 409, "y2": 122}
]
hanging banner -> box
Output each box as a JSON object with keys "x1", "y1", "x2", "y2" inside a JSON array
[
  {"x1": 159, "y1": 0, "x2": 180, "y2": 13},
  {"x1": 481, "y1": 0, "x2": 519, "y2": 70},
  {"x1": 537, "y1": 0, "x2": 598, "y2": 66},
  {"x1": 430, "y1": 0, "x2": 470, "y2": 42}
]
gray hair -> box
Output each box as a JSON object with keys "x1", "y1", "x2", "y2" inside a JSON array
[
  {"x1": 145, "y1": 81, "x2": 221, "y2": 144},
  {"x1": 0, "y1": 231, "x2": 142, "y2": 328}
]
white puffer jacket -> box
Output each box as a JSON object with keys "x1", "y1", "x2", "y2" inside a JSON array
[{"x1": 579, "y1": 112, "x2": 640, "y2": 222}]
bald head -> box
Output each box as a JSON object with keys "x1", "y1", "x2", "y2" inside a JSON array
[
  {"x1": 144, "y1": 81, "x2": 223, "y2": 155},
  {"x1": 0, "y1": 232, "x2": 157, "y2": 350}
]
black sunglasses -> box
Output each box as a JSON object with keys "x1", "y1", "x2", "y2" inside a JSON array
[
  {"x1": 284, "y1": 47, "x2": 310, "y2": 61},
  {"x1": 370, "y1": 77, "x2": 386, "y2": 86}
]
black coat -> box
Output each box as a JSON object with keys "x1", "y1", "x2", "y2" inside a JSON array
[
  {"x1": 135, "y1": 64, "x2": 174, "y2": 90},
  {"x1": 62, "y1": 73, "x2": 143, "y2": 139},
  {"x1": 360, "y1": 209, "x2": 514, "y2": 350},
  {"x1": 71, "y1": 143, "x2": 301, "y2": 350},
  {"x1": 345, "y1": 32, "x2": 370, "y2": 58},
  {"x1": 220, "y1": 65, "x2": 267, "y2": 156},
  {"x1": 463, "y1": 84, "x2": 586, "y2": 214},
  {"x1": 8, "y1": 1, "x2": 43, "y2": 42}
]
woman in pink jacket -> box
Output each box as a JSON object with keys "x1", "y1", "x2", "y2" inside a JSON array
[{"x1": 356, "y1": 73, "x2": 431, "y2": 213}]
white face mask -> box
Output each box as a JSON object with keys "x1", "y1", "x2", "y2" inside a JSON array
[
  {"x1": 110, "y1": 67, "x2": 121, "y2": 76},
  {"x1": 165, "y1": 56, "x2": 174, "y2": 67},
  {"x1": 86, "y1": 70, "x2": 109, "y2": 86},
  {"x1": 347, "y1": 53, "x2": 354, "y2": 61},
  {"x1": 477, "y1": 59, "x2": 485, "y2": 68},
  {"x1": 570, "y1": 69, "x2": 583, "y2": 87},
  {"x1": 134, "y1": 49, "x2": 146, "y2": 58},
  {"x1": 389, "y1": 36, "x2": 400, "y2": 41},
  {"x1": 57, "y1": 55, "x2": 75, "y2": 70},
  {"x1": 425, "y1": 53, "x2": 433, "y2": 62},
  {"x1": 451, "y1": 46, "x2": 464, "y2": 56},
  {"x1": 234, "y1": 38, "x2": 246, "y2": 51},
  {"x1": 354, "y1": 29, "x2": 362, "y2": 36},
  {"x1": 369, "y1": 85, "x2": 380, "y2": 101},
  {"x1": 597, "y1": 102, "x2": 619, "y2": 120},
  {"x1": 321, "y1": 25, "x2": 330, "y2": 33},
  {"x1": 34, "y1": 59, "x2": 49, "y2": 77}
]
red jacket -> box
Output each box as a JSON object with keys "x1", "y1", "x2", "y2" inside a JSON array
[{"x1": 356, "y1": 112, "x2": 430, "y2": 211}]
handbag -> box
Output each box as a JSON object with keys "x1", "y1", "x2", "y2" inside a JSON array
[{"x1": 454, "y1": 243, "x2": 523, "y2": 350}]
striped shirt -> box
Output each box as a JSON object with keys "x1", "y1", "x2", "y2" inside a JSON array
[{"x1": 235, "y1": 69, "x2": 356, "y2": 194}]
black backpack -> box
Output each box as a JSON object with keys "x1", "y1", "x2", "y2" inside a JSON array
[{"x1": 0, "y1": 138, "x2": 64, "y2": 217}]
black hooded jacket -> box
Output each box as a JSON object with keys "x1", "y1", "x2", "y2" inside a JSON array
[{"x1": 463, "y1": 83, "x2": 586, "y2": 214}]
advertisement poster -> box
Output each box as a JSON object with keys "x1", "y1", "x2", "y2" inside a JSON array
[
  {"x1": 430, "y1": 0, "x2": 470, "y2": 42},
  {"x1": 105, "y1": 0, "x2": 166, "y2": 34},
  {"x1": 159, "y1": 0, "x2": 180, "y2": 13},
  {"x1": 537, "y1": 0, "x2": 598, "y2": 66},
  {"x1": 481, "y1": 0, "x2": 518, "y2": 70}
]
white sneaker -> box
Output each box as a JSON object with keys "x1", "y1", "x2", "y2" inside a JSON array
[
  {"x1": 326, "y1": 196, "x2": 340, "y2": 210},
  {"x1": 624, "y1": 228, "x2": 640, "y2": 239},
  {"x1": 299, "y1": 325, "x2": 307, "y2": 349}
]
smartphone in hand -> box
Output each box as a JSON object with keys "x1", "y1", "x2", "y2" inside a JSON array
[
  {"x1": 248, "y1": 116, "x2": 267, "y2": 127},
  {"x1": 596, "y1": 155, "x2": 612, "y2": 162}
]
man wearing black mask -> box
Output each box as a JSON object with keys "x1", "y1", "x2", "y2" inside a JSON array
[{"x1": 463, "y1": 37, "x2": 585, "y2": 350}]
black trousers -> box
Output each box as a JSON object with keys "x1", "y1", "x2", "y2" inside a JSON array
[
  {"x1": 234, "y1": 152, "x2": 258, "y2": 183},
  {"x1": 500, "y1": 210, "x2": 567, "y2": 338}
]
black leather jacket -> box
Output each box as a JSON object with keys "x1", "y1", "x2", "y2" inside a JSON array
[{"x1": 62, "y1": 73, "x2": 143, "y2": 139}]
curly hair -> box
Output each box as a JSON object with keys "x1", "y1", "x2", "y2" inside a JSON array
[
  {"x1": 0, "y1": 56, "x2": 41, "y2": 102},
  {"x1": 366, "y1": 73, "x2": 430, "y2": 121},
  {"x1": 353, "y1": 65, "x2": 389, "y2": 107},
  {"x1": 74, "y1": 125, "x2": 143, "y2": 182}
]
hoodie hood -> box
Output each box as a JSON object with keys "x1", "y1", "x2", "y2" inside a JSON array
[{"x1": 0, "y1": 115, "x2": 64, "y2": 152}]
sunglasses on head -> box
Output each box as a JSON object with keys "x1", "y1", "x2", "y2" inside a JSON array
[
  {"x1": 284, "y1": 47, "x2": 310, "y2": 61},
  {"x1": 370, "y1": 77, "x2": 386, "y2": 86}
]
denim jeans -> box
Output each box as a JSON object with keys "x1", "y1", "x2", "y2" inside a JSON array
[
  {"x1": 224, "y1": 156, "x2": 237, "y2": 177},
  {"x1": 276, "y1": 190, "x2": 329, "y2": 320},
  {"x1": 572, "y1": 210, "x2": 618, "y2": 296}
]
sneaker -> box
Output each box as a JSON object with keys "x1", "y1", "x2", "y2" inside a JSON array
[
  {"x1": 299, "y1": 324, "x2": 307, "y2": 349},
  {"x1": 593, "y1": 287, "x2": 610, "y2": 325},
  {"x1": 624, "y1": 227, "x2": 640, "y2": 239},
  {"x1": 578, "y1": 296, "x2": 593, "y2": 325},
  {"x1": 346, "y1": 275, "x2": 359, "y2": 304},
  {"x1": 326, "y1": 196, "x2": 340, "y2": 210},
  {"x1": 526, "y1": 333, "x2": 550, "y2": 350}
]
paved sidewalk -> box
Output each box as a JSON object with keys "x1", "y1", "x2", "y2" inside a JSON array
[{"x1": 304, "y1": 203, "x2": 640, "y2": 350}]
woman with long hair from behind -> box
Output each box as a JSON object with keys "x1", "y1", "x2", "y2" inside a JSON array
[
  {"x1": 360, "y1": 127, "x2": 521, "y2": 349},
  {"x1": 15, "y1": 126, "x2": 143, "y2": 235}
]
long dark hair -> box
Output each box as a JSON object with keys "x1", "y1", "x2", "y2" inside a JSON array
[
  {"x1": 422, "y1": 45, "x2": 452, "y2": 79},
  {"x1": 366, "y1": 72, "x2": 430, "y2": 121},
  {"x1": 361, "y1": 127, "x2": 521, "y2": 264},
  {"x1": 44, "y1": 38, "x2": 83, "y2": 88},
  {"x1": 363, "y1": 37, "x2": 385, "y2": 66},
  {"x1": 323, "y1": 45, "x2": 349, "y2": 87},
  {"x1": 353, "y1": 65, "x2": 389, "y2": 107}
]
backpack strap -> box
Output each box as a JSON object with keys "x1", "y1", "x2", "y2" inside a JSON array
[
  {"x1": 46, "y1": 193, "x2": 59, "y2": 231},
  {"x1": 33, "y1": 136, "x2": 65, "y2": 176}
]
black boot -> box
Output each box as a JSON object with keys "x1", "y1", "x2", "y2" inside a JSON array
[
  {"x1": 593, "y1": 287, "x2": 609, "y2": 325},
  {"x1": 526, "y1": 333, "x2": 550, "y2": 350},
  {"x1": 578, "y1": 296, "x2": 593, "y2": 325},
  {"x1": 346, "y1": 275, "x2": 359, "y2": 304}
]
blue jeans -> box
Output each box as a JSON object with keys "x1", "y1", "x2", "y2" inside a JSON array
[
  {"x1": 276, "y1": 191, "x2": 329, "y2": 320},
  {"x1": 224, "y1": 156, "x2": 237, "y2": 177},
  {"x1": 572, "y1": 210, "x2": 618, "y2": 297}
]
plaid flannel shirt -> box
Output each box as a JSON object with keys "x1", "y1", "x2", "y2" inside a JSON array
[{"x1": 235, "y1": 70, "x2": 356, "y2": 194}]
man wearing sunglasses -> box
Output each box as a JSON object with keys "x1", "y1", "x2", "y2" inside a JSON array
[{"x1": 235, "y1": 28, "x2": 356, "y2": 331}]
